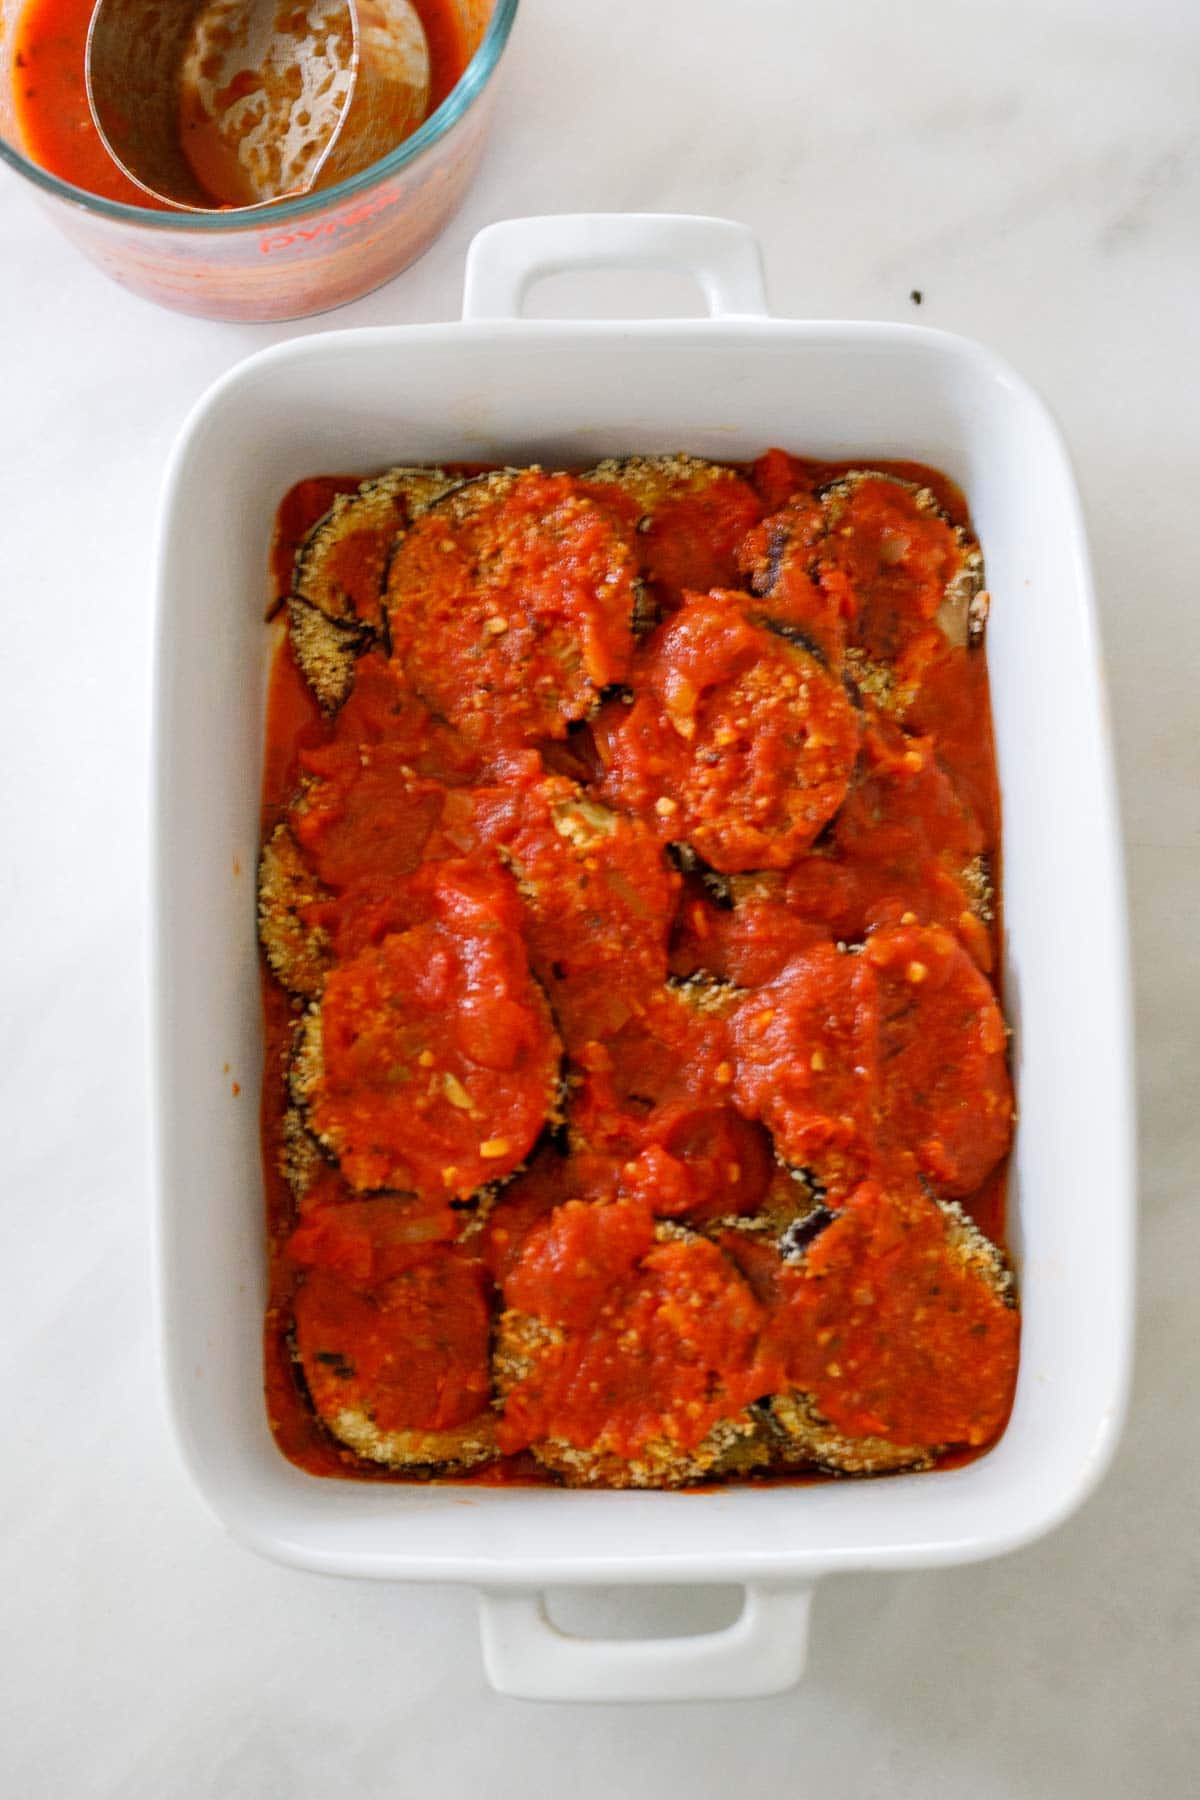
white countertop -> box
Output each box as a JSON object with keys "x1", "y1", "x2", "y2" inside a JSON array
[{"x1": 2, "y1": 0, "x2": 1196, "y2": 1790}]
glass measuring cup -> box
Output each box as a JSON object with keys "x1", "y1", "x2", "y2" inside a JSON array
[{"x1": 0, "y1": 0, "x2": 516, "y2": 321}]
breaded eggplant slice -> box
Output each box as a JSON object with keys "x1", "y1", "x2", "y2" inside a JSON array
[
  {"x1": 759, "y1": 1389, "x2": 930, "y2": 1475},
  {"x1": 279, "y1": 1101, "x2": 482, "y2": 1228},
  {"x1": 288, "y1": 748, "x2": 453, "y2": 895},
  {"x1": 594, "y1": 590, "x2": 859, "y2": 874},
  {"x1": 818, "y1": 470, "x2": 985, "y2": 650},
  {"x1": 730, "y1": 923, "x2": 1013, "y2": 1202},
  {"x1": 781, "y1": 706, "x2": 996, "y2": 970},
  {"x1": 294, "y1": 465, "x2": 454, "y2": 630},
  {"x1": 744, "y1": 470, "x2": 986, "y2": 709},
  {"x1": 315, "y1": 1401, "x2": 497, "y2": 1473},
  {"x1": 721, "y1": 1186, "x2": 1017, "y2": 1475},
  {"x1": 818, "y1": 471, "x2": 986, "y2": 705},
  {"x1": 665, "y1": 967, "x2": 746, "y2": 1019},
  {"x1": 582, "y1": 453, "x2": 763, "y2": 612},
  {"x1": 699, "y1": 1163, "x2": 830, "y2": 1248},
  {"x1": 496, "y1": 777, "x2": 679, "y2": 1044},
  {"x1": 386, "y1": 469, "x2": 640, "y2": 743},
  {"x1": 290, "y1": 873, "x2": 563, "y2": 1202},
  {"x1": 494, "y1": 1201, "x2": 772, "y2": 1487},
  {"x1": 584, "y1": 452, "x2": 737, "y2": 513},
  {"x1": 286, "y1": 596, "x2": 376, "y2": 716},
  {"x1": 738, "y1": 489, "x2": 849, "y2": 667},
  {"x1": 566, "y1": 979, "x2": 776, "y2": 1223},
  {"x1": 729, "y1": 941, "x2": 874, "y2": 1201},
  {"x1": 863, "y1": 922, "x2": 1013, "y2": 1197},
  {"x1": 668, "y1": 865, "x2": 833, "y2": 988},
  {"x1": 289, "y1": 466, "x2": 453, "y2": 711},
  {"x1": 289, "y1": 1217, "x2": 497, "y2": 1473},
  {"x1": 280, "y1": 1103, "x2": 325, "y2": 1204},
  {"x1": 257, "y1": 822, "x2": 333, "y2": 999}
]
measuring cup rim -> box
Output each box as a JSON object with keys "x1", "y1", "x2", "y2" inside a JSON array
[{"x1": 2, "y1": 0, "x2": 518, "y2": 231}]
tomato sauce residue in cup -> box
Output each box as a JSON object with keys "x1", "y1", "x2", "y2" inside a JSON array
[{"x1": 10, "y1": 0, "x2": 467, "y2": 208}]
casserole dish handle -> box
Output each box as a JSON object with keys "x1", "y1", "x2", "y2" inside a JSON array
[
  {"x1": 461, "y1": 212, "x2": 769, "y2": 320},
  {"x1": 479, "y1": 1583, "x2": 813, "y2": 1703}
]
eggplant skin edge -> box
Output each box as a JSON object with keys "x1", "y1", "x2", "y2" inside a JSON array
[
  {"x1": 733, "y1": 1196, "x2": 1014, "y2": 1476},
  {"x1": 287, "y1": 1326, "x2": 499, "y2": 1474},
  {"x1": 292, "y1": 466, "x2": 455, "y2": 625},
  {"x1": 257, "y1": 822, "x2": 332, "y2": 999},
  {"x1": 288, "y1": 466, "x2": 455, "y2": 710},
  {"x1": 286, "y1": 989, "x2": 565, "y2": 1214},
  {"x1": 491, "y1": 1305, "x2": 769, "y2": 1489},
  {"x1": 286, "y1": 596, "x2": 373, "y2": 716}
]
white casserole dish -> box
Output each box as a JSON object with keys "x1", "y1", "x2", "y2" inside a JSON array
[{"x1": 153, "y1": 213, "x2": 1134, "y2": 1702}]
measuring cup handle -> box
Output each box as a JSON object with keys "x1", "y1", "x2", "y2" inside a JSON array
[{"x1": 461, "y1": 213, "x2": 769, "y2": 322}]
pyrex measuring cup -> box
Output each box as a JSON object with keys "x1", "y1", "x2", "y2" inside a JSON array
[{"x1": 0, "y1": 0, "x2": 516, "y2": 320}]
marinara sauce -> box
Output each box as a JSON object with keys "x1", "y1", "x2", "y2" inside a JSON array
[{"x1": 259, "y1": 451, "x2": 1017, "y2": 1486}]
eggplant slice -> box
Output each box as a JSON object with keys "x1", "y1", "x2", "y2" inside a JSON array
[
  {"x1": 665, "y1": 968, "x2": 746, "y2": 1019},
  {"x1": 293, "y1": 465, "x2": 454, "y2": 627},
  {"x1": 828, "y1": 472, "x2": 983, "y2": 631},
  {"x1": 288, "y1": 962, "x2": 563, "y2": 1207},
  {"x1": 256, "y1": 822, "x2": 333, "y2": 999},
  {"x1": 498, "y1": 783, "x2": 680, "y2": 1043},
  {"x1": 756, "y1": 1388, "x2": 931, "y2": 1476},
  {"x1": 819, "y1": 470, "x2": 986, "y2": 701},
  {"x1": 747, "y1": 469, "x2": 987, "y2": 710},
  {"x1": 582, "y1": 453, "x2": 763, "y2": 619},
  {"x1": 291, "y1": 1253, "x2": 499, "y2": 1475},
  {"x1": 280, "y1": 1103, "x2": 324, "y2": 1204},
  {"x1": 746, "y1": 1196, "x2": 1015, "y2": 1476},
  {"x1": 385, "y1": 469, "x2": 641, "y2": 743},
  {"x1": 583, "y1": 452, "x2": 737, "y2": 513},
  {"x1": 700, "y1": 1162, "x2": 830, "y2": 1247},
  {"x1": 288, "y1": 465, "x2": 453, "y2": 713},
  {"x1": 312, "y1": 1401, "x2": 498, "y2": 1475},
  {"x1": 962, "y1": 851, "x2": 995, "y2": 926},
  {"x1": 493, "y1": 1219, "x2": 770, "y2": 1489},
  {"x1": 666, "y1": 840, "x2": 737, "y2": 910},
  {"x1": 285, "y1": 598, "x2": 373, "y2": 717}
]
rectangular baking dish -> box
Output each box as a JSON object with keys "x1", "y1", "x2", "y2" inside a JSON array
[{"x1": 153, "y1": 213, "x2": 1134, "y2": 1702}]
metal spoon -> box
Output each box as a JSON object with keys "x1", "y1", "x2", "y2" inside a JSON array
[{"x1": 85, "y1": 0, "x2": 430, "y2": 212}]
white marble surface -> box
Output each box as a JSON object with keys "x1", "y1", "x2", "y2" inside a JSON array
[{"x1": 1, "y1": 0, "x2": 1197, "y2": 1790}]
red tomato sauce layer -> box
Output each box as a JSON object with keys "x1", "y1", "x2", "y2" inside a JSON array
[{"x1": 259, "y1": 450, "x2": 1017, "y2": 1486}]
